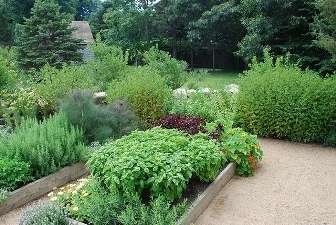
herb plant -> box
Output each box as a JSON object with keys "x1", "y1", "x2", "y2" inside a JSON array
[
  {"x1": 19, "y1": 201, "x2": 69, "y2": 225},
  {"x1": 220, "y1": 128, "x2": 263, "y2": 176},
  {"x1": 0, "y1": 112, "x2": 88, "y2": 179},
  {"x1": 88, "y1": 127, "x2": 226, "y2": 202}
]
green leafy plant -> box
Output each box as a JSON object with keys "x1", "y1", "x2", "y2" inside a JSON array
[
  {"x1": 88, "y1": 127, "x2": 226, "y2": 202},
  {"x1": 0, "y1": 189, "x2": 10, "y2": 204},
  {"x1": 19, "y1": 201, "x2": 69, "y2": 225},
  {"x1": 50, "y1": 177, "x2": 186, "y2": 225},
  {"x1": 106, "y1": 66, "x2": 173, "y2": 124},
  {"x1": 220, "y1": 128, "x2": 263, "y2": 176},
  {"x1": 143, "y1": 46, "x2": 189, "y2": 89},
  {"x1": 33, "y1": 63, "x2": 94, "y2": 115},
  {"x1": 0, "y1": 89, "x2": 39, "y2": 127},
  {"x1": 0, "y1": 112, "x2": 88, "y2": 179},
  {"x1": 61, "y1": 89, "x2": 138, "y2": 143},
  {"x1": 235, "y1": 51, "x2": 336, "y2": 143},
  {"x1": 171, "y1": 91, "x2": 235, "y2": 123},
  {"x1": 0, "y1": 158, "x2": 33, "y2": 191}
]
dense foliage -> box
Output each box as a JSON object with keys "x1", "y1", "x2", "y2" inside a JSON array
[
  {"x1": 61, "y1": 89, "x2": 138, "y2": 143},
  {"x1": 235, "y1": 51, "x2": 336, "y2": 143},
  {"x1": 50, "y1": 178, "x2": 187, "y2": 225},
  {"x1": 19, "y1": 201, "x2": 68, "y2": 225},
  {"x1": 15, "y1": 0, "x2": 83, "y2": 72},
  {"x1": 0, "y1": 159, "x2": 33, "y2": 191},
  {"x1": 88, "y1": 127, "x2": 226, "y2": 202},
  {"x1": 0, "y1": 112, "x2": 88, "y2": 179},
  {"x1": 153, "y1": 114, "x2": 205, "y2": 135},
  {"x1": 106, "y1": 66, "x2": 173, "y2": 124},
  {"x1": 170, "y1": 91, "x2": 235, "y2": 123}
]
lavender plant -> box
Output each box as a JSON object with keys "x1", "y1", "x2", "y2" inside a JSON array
[{"x1": 19, "y1": 201, "x2": 69, "y2": 225}]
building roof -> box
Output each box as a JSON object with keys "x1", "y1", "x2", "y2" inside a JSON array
[{"x1": 70, "y1": 21, "x2": 94, "y2": 43}]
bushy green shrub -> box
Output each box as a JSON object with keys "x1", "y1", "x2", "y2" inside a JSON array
[
  {"x1": 51, "y1": 178, "x2": 186, "y2": 225},
  {"x1": 0, "y1": 112, "x2": 88, "y2": 179},
  {"x1": 0, "y1": 89, "x2": 39, "y2": 127},
  {"x1": 19, "y1": 201, "x2": 68, "y2": 225},
  {"x1": 33, "y1": 63, "x2": 94, "y2": 115},
  {"x1": 0, "y1": 159, "x2": 33, "y2": 190},
  {"x1": 0, "y1": 54, "x2": 18, "y2": 91},
  {"x1": 85, "y1": 39, "x2": 129, "y2": 90},
  {"x1": 143, "y1": 46, "x2": 188, "y2": 89},
  {"x1": 220, "y1": 128, "x2": 263, "y2": 176},
  {"x1": 171, "y1": 91, "x2": 234, "y2": 123},
  {"x1": 61, "y1": 89, "x2": 138, "y2": 143},
  {"x1": 106, "y1": 67, "x2": 173, "y2": 124},
  {"x1": 88, "y1": 127, "x2": 226, "y2": 202},
  {"x1": 235, "y1": 51, "x2": 336, "y2": 143}
]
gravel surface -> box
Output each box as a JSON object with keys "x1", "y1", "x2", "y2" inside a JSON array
[
  {"x1": 1, "y1": 138, "x2": 335, "y2": 225},
  {"x1": 196, "y1": 138, "x2": 336, "y2": 225}
]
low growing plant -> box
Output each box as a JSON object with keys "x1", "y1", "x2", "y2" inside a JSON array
[
  {"x1": 50, "y1": 177, "x2": 187, "y2": 225},
  {"x1": 0, "y1": 189, "x2": 10, "y2": 204},
  {"x1": 0, "y1": 158, "x2": 33, "y2": 191},
  {"x1": 19, "y1": 201, "x2": 69, "y2": 225},
  {"x1": 87, "y1": 127, "x2": 226, "y2": 202},
  {"x1": 220, "y1": 128, "x2": 263, "y2": 176}
]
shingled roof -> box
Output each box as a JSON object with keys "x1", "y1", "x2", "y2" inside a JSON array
[{"x1": 71, "y1": 21, "x2": 94, "y2": 43}]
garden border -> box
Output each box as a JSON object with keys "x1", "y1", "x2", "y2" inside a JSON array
[
  {"x1": 178, "y1": 162, "x2": 236, "y2": 225},
  {"x1": 0, "y1": 162, "x2": 89, "y2": 216}
]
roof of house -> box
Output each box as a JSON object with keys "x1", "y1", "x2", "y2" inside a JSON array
[{"x1": 70, "y1": 21, "x2": 94, "y2": 43}]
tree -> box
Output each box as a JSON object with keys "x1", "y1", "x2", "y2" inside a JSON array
[
  {"x1": 15, "y1": 0, "x2": 83, "y2": 72},
  {"x1": 312, "y1": 0, "x2": 336, "y2": 63},
  {"x1": 75, "y1": 0, "x2": 99, "y2": 21}
]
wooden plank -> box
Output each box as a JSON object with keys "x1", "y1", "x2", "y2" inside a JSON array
[
  {"x1": 0, "y1": 162, "x2": 89, "y2": 216},
  {"x1": 178, "y1": 162, "x2": 236, "y2": 225}
]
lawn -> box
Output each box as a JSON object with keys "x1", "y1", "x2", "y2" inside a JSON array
[{"x1": 183, "y1": 70, "x2": 242, "y2": 90}]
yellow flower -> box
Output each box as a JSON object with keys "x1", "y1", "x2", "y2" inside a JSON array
[
  {"x1": 73, "y1": 206, "x2": 79, "y2": 211},
  {"x1": 57, "y1": 191, "x2": 64, "y2": 196},
  {"x1": 47, "y1": 192, "x2": 54, "y2": 197},
  {"x1": 50, "y1": 196, "x2": 57, "y2": 201},
  {"x1": 72, "y1": 190, "x2": 78, "y2": 195},
  {"x1": 60, "y1": 187, "x2": 65, "y2": 190}
]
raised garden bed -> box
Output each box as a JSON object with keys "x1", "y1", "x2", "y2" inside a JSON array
[
  {"x1": 0, "y1": 162, "x2": 89, "y2": 216},
  {"x1": 68, "y1": 162, "x2": 236, "y2": 225},
  {"x1": 178, "y1": 162, "x2": 236, "y2": 225}
]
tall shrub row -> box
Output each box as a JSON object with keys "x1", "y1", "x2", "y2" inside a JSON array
[{"x1": 235, "y1": 52, "x2": 336, "y2": 143}]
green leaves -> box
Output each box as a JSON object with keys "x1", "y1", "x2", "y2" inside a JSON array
[
  {"x1": 236, "y1": 51, "x2": 336, "y2": 143},
  {"x1": 220, "y1": 128, "x2": 263, "y2": 176},
  {"x1": 88, "y1": 127, "x2": 226, "y2": 202}
]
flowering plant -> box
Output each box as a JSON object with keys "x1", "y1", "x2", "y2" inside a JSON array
[{"x1": 220, "y1": 128, "x2": 263, "y2": 176}]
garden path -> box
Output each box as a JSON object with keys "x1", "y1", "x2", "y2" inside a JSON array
[
  {"x1": 196, "y1": 138, "x2": 336, "y2": 225},
  {"x1": 0, "y1": 138, "x2": 335, "y2": 225}
]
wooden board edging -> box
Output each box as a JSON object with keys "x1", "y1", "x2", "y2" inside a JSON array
[
  {"x1": 0, "y1": 162, "x2": 89, "y2": 216},
  {"x1": 178, "y1": 162, "x2": 237, "y2": 225}
]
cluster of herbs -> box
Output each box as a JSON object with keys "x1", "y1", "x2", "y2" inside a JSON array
[
  {"x1": 48, "y1": 178, "x2": 186, "y2": 225},
  {"x1": 0, "y1": 112, "x2": 88, "y2": 187},
  {"x1": 88, "y1": 127, "x2": 226, "y2": 202}
]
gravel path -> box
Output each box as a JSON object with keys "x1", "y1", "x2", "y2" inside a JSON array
[
  {"x1": 195, "y1": 138, "x2": 336, "y2": 225},
  {"x1": 1, "y1": 138, "x2": 335, "y2": 225}
]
